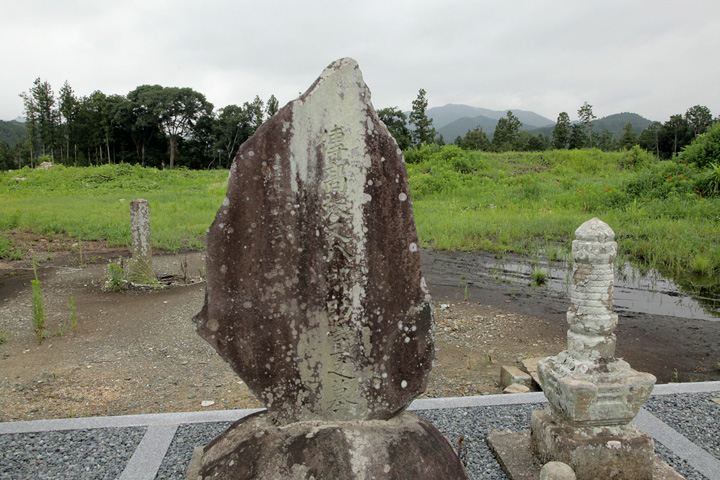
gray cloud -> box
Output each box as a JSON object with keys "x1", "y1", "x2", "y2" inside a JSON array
[{"x1": 2, "y1": 0, "x2": 719, "y2": 122}]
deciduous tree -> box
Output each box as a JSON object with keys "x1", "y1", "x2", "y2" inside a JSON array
[
  {"x1": 378, "y1": 107, "x2": 411, "y2": 150},
  {"x1": 156, "y1": 87, "x2": 213, "y2": 168},
  {"x1": 578, "y1": 102, "x2": 596, "y2": 146},
  {"x1": 266, "y1": 94, "x2": 279, "y2": 118},
  {"x1": 685, "y1": 105, "x2": 713, "y2": 136}
]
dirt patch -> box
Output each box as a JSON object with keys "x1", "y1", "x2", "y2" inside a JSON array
[{"x1": 1, "y1": 245, "x2": 718, "y2": 422}]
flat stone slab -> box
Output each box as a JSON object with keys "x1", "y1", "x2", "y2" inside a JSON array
[
  {"x1": 185, "y1": 446, "x2": 203, "y2": 480},
  {"x1": 501, "y1": 365, "x2": 532, "y2": 389},
  {"x1": 522, "y1": 357, "x2": 543, "y2": 388},
  {"x1": 487, "y1": 430, "x2": 685, "y2": 480}
]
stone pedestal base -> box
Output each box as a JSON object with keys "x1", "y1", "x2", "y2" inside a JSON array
[
  {"x1": 531, "y1": 408, "x2": 655, "y2": 480},
  {"x1": 538, "y1": 355, "x2": 656, "y2": 427},
  {"x1": 187, "y1": 411, "x2": 468, "y2": 480}
]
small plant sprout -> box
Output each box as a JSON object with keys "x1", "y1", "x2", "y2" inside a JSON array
[
  {"x1": 69, "y1": 296, "x2": 77, "y2": 333},
  {"x1": 31, "y1": 254, "x2": 48, "y2": 344},
  {"x1": 0, "y1": 329, "x2": 9, "y2": 345},
  {"x1": 531, "y1": 269, "x2": 548, "y2": 287},
  {"x1": 103, "y1": 261, "x2": 128, "y2": 292}
]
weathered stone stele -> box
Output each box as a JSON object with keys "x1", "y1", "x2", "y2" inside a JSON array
[
  {"x1": 191, "y1": 58, "x2": 467, "y2": 479},
  {"x1": 128, "y1": 199, "x2": 154, "y2": 282},
  {"x1": 194, "y1": 57, "x2": 434, "y2": 425}
]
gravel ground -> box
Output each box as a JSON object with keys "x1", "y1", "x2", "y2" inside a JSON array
[
  {"x1": 150, "y1": 402, "x2": 713, "y2": 480},
  {"x1": 155, "y1": 422, "x2": 231, "y2": 480},
  {"x1": 645, "y1": 392, "x2": 720, "y2": 462},
  {"x1": 0, "y1": 427, "x2": 145, "y2": 480}
]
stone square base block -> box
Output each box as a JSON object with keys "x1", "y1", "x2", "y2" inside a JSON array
[
  {"x1": 187, "y1": 411, "x2": 467, "y2": 479},
  {"x1": 531, "y1": 408, "x2": 655, "y2": 480},
  {"x1": 487, "y1": 429, "x2": 684, "y2": 480},
  {"x1": 538, "y1": 355, "x2": 656, "y2": 427}
]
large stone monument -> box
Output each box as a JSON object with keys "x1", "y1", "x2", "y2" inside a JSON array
[
  {"x1": 532, "y1": 218, "x2": 657, "y2": 479},
  {"x1": 191, "y1": 58, "x2": 467, "y2": 479}
]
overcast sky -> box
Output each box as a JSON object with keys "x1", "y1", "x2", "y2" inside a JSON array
[{"x1": 2, "y1": 0, "x2": 719, "y2": 123}]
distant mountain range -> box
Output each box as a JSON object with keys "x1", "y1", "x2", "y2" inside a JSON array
[
  {"x1": 0, "y1": 120, "x2": 26, "y2": 146},
  {"x1": 0, "y1": 108, "x2": 656, "y2": 148},
  {"x1": 423, "y1": 104, "x2": 654, "y2": 142}
]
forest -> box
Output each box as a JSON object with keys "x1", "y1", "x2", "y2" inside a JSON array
[{"x1": 0, "y1": 79, "x2": 717, "y2": 172}]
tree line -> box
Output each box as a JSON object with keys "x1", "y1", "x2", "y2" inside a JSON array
[
  {"x1": 1, "y1": 80, "x2": 717, "y2": 171},
  {"x1": 379, "y1": 89, "x2": 717, "y2": 160},
  {"x1": 1, "y1": 77, "x2": 279, "y2": 170}
]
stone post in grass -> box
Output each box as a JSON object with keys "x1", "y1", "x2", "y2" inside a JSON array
[
  {"x1": 129, "y1": 199, "x2": 154, "y2": 283},
  {"x1": 532, "y1": 217, "x2": 657, "y2": 479}
]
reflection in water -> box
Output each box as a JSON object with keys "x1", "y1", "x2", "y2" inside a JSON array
[{"x1": 488, "y1": 257, "x2": 719, "y2": 321}]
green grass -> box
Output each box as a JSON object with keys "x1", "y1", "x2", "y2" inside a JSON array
[
  {"x1": 1, "y1": 151, "x2": 718, "y2": 286},
  {"x1": 407, "y1": 145, "x2": 720, "y2": 280},
  {"x1": 0, "y1": 164, "x2": 228, "y2": 252}
]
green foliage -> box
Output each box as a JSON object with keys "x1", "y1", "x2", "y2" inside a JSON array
[
  {"x1": 0, "y1": 120, "x2": 26, "y2": 147},
  {"x1": 378, "y1": 107, "x2": 411, "y2": 150},
  {"x1": 680, "y1": 122, "x2": 720, "y2": 169},
  {"x1": 0, "y1": 165, "x2": 227, "y2": 251},
  {"x1": 531, "y1": 269, "x2": 548, "y2": 286},
  {"x1": 0, "y1": 329, "x2": 8, "y2": 344},
  {"x1": 103, "y1": 258, "x2": 159, "y2": 291},
  {"x1": 457, "y1": 126, "x2": 491, "y2": 151},
  {"x1": 699, "y1": 162, "x2": 720, "y2": 196},
  {"x1": 620, "y1": 145, "x2": 654, "y2": 169},
  {"x1": 409, "y1": 89, "x2": 436, "y2": 146},
  {"x1": 31, "y1": 256, "x2": 48, "y2": 344},
  {"x1": 69, "y1": 295, "x2": 77, "y2": 333},
  {"x1": 552, "y1": 112, "x2": 571, "y2": 149},
  {"x1": 578, "y1": 102, "x2": 596, "y2": 144},
  {"x1": 103, "y1": 261, "x2": 129, "y2": 292},
  {"x1": 492, "y1": 111, "x2": 522, "y2": 151},
  {"x1": 617, "y1": 122, "x2": 637, "y2": 150},
  {"x1": 407, "y1": 145, "x2": 720, "y2": 280},
  {"x1": 0, "y1": 235, "x2": 22, "y2": 260},
  {"x1": 685, "y1": 105, "x2": 713, "y2": 136}
]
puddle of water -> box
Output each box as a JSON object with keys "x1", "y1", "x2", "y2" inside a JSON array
[{"x1": 482, "y1": 257, "x2": 720, "y2": 321}]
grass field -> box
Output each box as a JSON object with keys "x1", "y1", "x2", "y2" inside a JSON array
[
  {"x1": 0, "y1": 164, "x2": 228, "y2": 253},
  {"x1": 1, "y1": 148, "x2": 718, "y2": 286},
  {"x1": 407, "y1": 145, "x2": 720, "y2": 282}
]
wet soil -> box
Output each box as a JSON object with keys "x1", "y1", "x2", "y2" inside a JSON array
[{"x1": 1, "y1": 240, "x2": 718, "y2": 422}]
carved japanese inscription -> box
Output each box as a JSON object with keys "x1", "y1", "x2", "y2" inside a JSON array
[{"x1": 194, "y1": 58, "x2": 434, "y2": 425}]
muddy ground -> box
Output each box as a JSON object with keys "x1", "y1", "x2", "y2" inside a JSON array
[{"x1": 0, "y1": 240, "x2": 718, "y2": 422}]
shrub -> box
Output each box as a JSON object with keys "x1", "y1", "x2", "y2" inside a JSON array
[{"x1": 681, "y1": 122, "x2": 720, "y2": 169}]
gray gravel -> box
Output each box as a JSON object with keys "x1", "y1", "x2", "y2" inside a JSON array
[
  {"x1": 645, "y1": 392, "x2": 720, "y2": 462},
  {"x1": 153, "y1": 405, "x2": 710, "y2": 479},
  {"x1": 155, "y1": 421, "x2": 231, "y2": 480},
  {"x1": 0, "y1": 427, "x2": 144, "y2": 480},
  {"x1": 1, "y1": 398, "x2": 716, "y2": 479}
]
